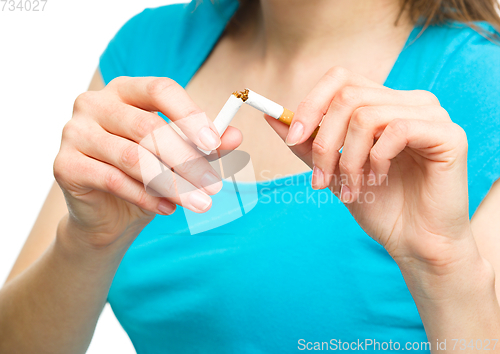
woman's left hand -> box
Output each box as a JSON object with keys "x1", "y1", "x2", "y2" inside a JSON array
[{"x1": 266, "y1": 67, "x2": 485, "y2": 289}]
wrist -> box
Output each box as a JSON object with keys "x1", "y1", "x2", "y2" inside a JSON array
[
  {"x1": 396, "y1": 230, "x2": 500, "y2": 339},
  {"x1": 404, "y1": 255, "x2": 500, "y2": 342},
  {"x1": 400, "y1": 251, "x2": 495, "y2": 303},
  {"x1": 55, "y1": 214, "x2": 131, "y2": 264},
  {"x1": 395, "y1": 228, "x2": 487, "y2": 298},
  {"x1": 399, "y1": 235, "x2": 496, "y2": 300}
]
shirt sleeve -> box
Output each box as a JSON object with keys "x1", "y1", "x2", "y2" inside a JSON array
[
  {"x1": 99, "y1": 9, "x2": 149, "y2": 85},
  {"x1": 98, "y1": 4, "x2": 188, "y2": 85}
]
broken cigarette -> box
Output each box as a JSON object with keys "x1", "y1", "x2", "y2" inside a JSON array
[
  {"x1": 198, "y1": 95, "x2": 244, "y2": 154},
  {"x1": 235, "y1": 88, "x2": 314, "y2": 130},
  {"x1": 199, "y1": 88, "x2": 318, "y2": 155}
]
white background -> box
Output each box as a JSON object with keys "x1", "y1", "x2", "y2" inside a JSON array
[
  {"x1": 1, "y1": 1, "x2": 500, "y2": 353},
  {"x1": 0, "y1": 0, "x2": 187, "y2": 353}
]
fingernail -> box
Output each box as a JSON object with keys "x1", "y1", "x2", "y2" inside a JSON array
[
  {"x1": 189, "y1": 190, "x2": 212, "y2": 212},
  {"x1": 201, "y1": 171, "x2": 222, "y2": 195},
  {"x1": 312, "y1": 166, "x2": 324, "y2": 189},
  {"x1": 198, "y1": 127, "x2": 221, "y2": 151},
  {"x1": 285, "y1": 122, "x2": 304, "y2": 146},
  {"x1": 340, "y1": 184, "x2": 353, "y2": 203},
  {"x1": 158, "y1": 199, "x2": 175, "y2": 215},
  {"x1": 368, "y1": 169, "x2": 376, "y2": 186}
]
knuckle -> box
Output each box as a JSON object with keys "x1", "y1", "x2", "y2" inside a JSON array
[
  {"x1": 178, "y1": 106, "x2": 202, "y2": 120},
  {"x1": 311, "y1": 136, "x2": 329, "y2": 157},
  {"x1": 61, "y1": 121, "x2": 77, "y2": 140},
  {"x1": 416, "y1": 90, "x2": 440, "y2": 105},
  {"x1": 387, "y1": 118, "x2": 409, "y2": 136},
  {"x1": 62, "y1": 120, "x2": 75, "y2": 139},
  {"x1": 133, "y1": 114, "x2": 159, "y2": 139},
  {"x1": 350, "y1": 107, "x2": 372, "y2": 129},
  {"x1": 338, "y1": 158, "x2": 355, "y2": 175},
  {"x1": 455, "y1": 124, "x2": 468, "y2": 141},
  {"x1": 104, "y1": 168, "x2": 125, "y2": 193},
  {"x1": 53, "y1": 151, "x2": 79, "y2": 188},
  {"x1": 53, "y1": 154, "x2": 69, "y2": 182},
  {"x1": 135, "y1": 188, "x2": 151, "y2": 209},
  {"x1": 108, "y1": 76, "x2": 129, "y2": 88},
  {"x1": 426, "y1": 92, "x2": 440, "y2": 105},
  {"x1": 326, "y1": 66, "x2": 350, "y2": 81},
  {"x1": 370, "y1": 147, "x2": 383, "y2": 163},
  {"x1": 120, "y1": 144, "x2": 140, "y2": 170},
  {"x1": 174, "y1": 150, "x2": 199, "y2": 171},
  {"x1": 435, "y1": 106, "x2": 451, "y2": 122},
  {"x1": 146, "y1": 77, "x2": 176, "y2": 98},
  {"x1": 163, "y1": 175, "x2": 178, "y2": 196},
  {"x1": 73, "y1": 91, "x2": 96, "y2": 113},
  {"x1": 335, "y1": 86, "x2": 360, "y2": 107},
  {"x1": 297, "y1": 98, "x2": 320, "y2": 116},
  {"x1": 450, "y1": 123, "x2": 468, "y2": 149}
]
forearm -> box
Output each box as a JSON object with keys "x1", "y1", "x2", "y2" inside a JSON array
[
  {"x1": 399, "y1": 237, "x2": 500, "y2": 353},
  {"x1": 0, "y1": 215, "x2": 129, "y2": 354}
]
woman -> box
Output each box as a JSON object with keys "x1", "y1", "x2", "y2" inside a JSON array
[{"x1": 1, "y1": 0, "x2": 500, "y2": 352}]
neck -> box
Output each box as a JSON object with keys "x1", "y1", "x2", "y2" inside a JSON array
[{"x1": 235, "y1": 0, "x2": 413, "y2": 63}]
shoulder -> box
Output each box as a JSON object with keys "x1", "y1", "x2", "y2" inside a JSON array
[
  {"x1": 425, "y1": 23, "x2": 500, "y2": 214},
  {"x1": 389, "y1": 22, "x2": 500, "y2": 104},
  {"x1": 114, "y1": 4, "x2": 188, "y2": 44},
  {"x1": 99, "y1": 3, "x2": 188, "y2": 83},
  {"x1": 99, "y1": 0, "x2": 239, "y2": 84},
  {"x1": 424, "y1": 22, "x2": 500, "y2": 95},
  {"x1": 408, "y1": 23, "x2": 500, "y2": 123}
]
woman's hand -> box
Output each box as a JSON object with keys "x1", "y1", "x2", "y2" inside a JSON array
[
  {"x1": 266, "y1": 67, "x2": 484, "y2": 287},
  {"x1": 267, "y1": 66, "x2": 500, "y2": 344},
  {"x1": 54, "y1": 76, "x2": 242, "y2": 250}
]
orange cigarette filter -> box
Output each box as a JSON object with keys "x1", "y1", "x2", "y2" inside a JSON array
[
  {"x1": 278, "y1": 108, "x2": 319, "y2": 138},
  {"x1": 234, "y1": 89, "x2": 319, "y2": 138}
]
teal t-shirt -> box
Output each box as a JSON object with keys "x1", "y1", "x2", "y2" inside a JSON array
[{"x1": 99, "y1": 1, "x2": 500, "y2": 353}]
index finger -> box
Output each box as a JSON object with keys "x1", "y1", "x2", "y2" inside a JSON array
[
  {"x1": 107, "y1": 76, "x2": 221, "y2": 152},
  {"x1": 285, "y1": 67, "x2": 382, "y2": 147}
]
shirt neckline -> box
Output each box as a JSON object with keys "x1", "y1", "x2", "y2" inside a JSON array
[{"x1": 184, "y1": 1, "x2": 423, "y2": 188}]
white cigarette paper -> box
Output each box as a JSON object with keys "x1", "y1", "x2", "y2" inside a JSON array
[
  {"x1": 214, "y1": 95, "x2": 244, "y2": 135},
  {"x1": 198, "y1": 95, "x2": 243, "y2": 155},
  {"x1": 245, "y1": 90, "x2": 284, "y2": 119},
  {"x1": 198, "y1": 89, "x2": 287, "y2": 155}
]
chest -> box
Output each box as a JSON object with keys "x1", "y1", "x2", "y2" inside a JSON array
[
  {"x1": 108, "y1": 187, "x2": 427, "y2": 351},
  {"x1": 183, "y1": 34, "x2": 404, "y2": 181},
  {"x1": 185, "y1": 62, "x2": 312, "y2": 180}
]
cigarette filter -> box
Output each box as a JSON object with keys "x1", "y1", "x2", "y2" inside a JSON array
[
  {"x1": 236, "y1": 89, "x2": 319, "y2": 137},
  {"x1": 198, "y1": 88, "x2": 318, "y2": 155}
]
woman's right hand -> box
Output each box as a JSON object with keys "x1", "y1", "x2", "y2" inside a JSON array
[{"x1": 53, "y1": 76, "x2": 242, "y2": 250}]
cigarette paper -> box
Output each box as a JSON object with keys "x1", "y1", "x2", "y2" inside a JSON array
[
  {"x1": 245, "y1": 90, "x2": 284, "y2": 119},
  {"x1": 214, "y1": 95, "x2": 244, "y2": 135},
  {"x1": 243, "y1": 89, "x2": 318, "y2": 138},
  {"x1": 199, "y1": 88, "x2": 318, "y2": 156},
  {"x1": 198, "y1": 95, "x2": 243, "y2": 155}
]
